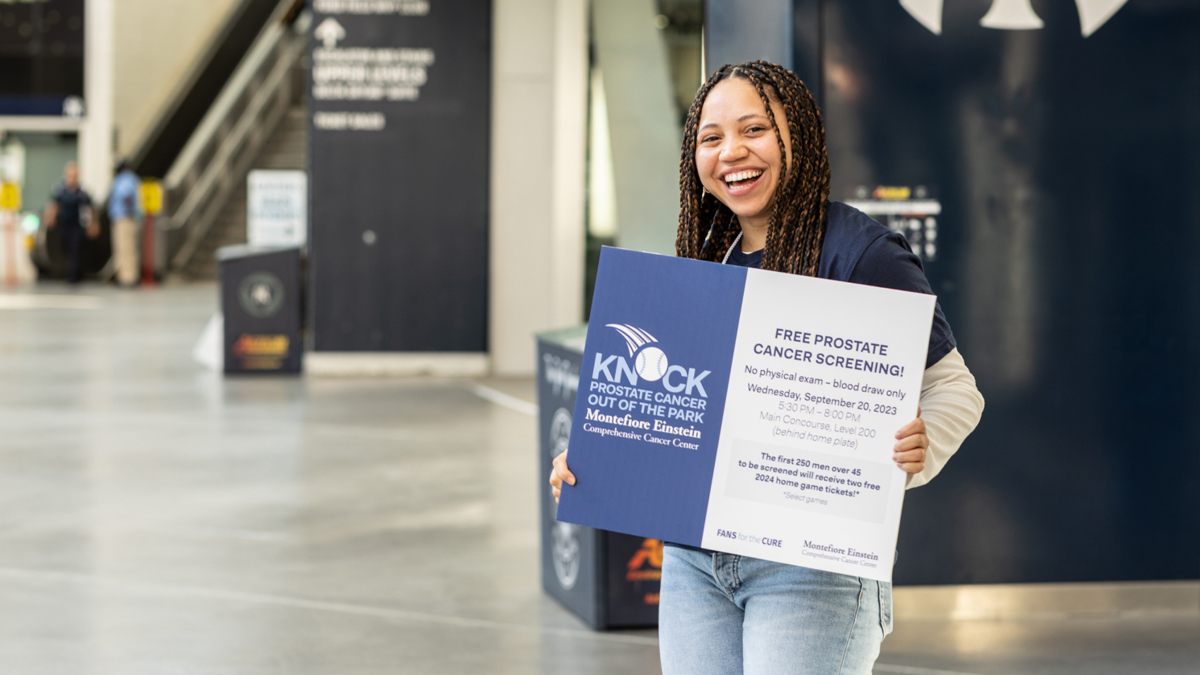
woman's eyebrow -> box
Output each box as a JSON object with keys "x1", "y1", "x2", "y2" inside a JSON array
[{"x1": 698, "y1": 113, "x2": 770, "y2": 132}]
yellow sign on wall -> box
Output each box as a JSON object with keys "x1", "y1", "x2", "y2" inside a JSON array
[
  {"x1": 0, "y1": 183, "x2": 20, "y2": 211},
  {"x1": 141, "y1": 179, "x2": 163, "y2": 216},
  {"x1": 871, "y1": 186, "x2": 912, "y2": 201}
]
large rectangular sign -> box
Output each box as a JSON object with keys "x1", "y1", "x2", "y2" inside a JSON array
[
  {"x1": 555, "y1": 248, "x2": 935, "y2": 581},
  {"x1": 308, "y1": 0, "x2": 490, "y2": 351}
]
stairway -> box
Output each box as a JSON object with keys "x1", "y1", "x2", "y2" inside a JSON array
[{"x1": 178, "y1": 102, "x2": 308, "y2": 280}]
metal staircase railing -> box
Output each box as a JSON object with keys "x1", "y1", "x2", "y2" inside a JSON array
[{"x1": 162, "y1": 2, "x2": 308, "y2": 274}]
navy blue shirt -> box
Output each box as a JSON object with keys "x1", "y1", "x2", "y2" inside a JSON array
[
  {"x1": 726, "y1": 201, "x2": 956, "y2": 368},
  {"x1": 50, "y1": 182, "x2": 93, "y2": 230}
]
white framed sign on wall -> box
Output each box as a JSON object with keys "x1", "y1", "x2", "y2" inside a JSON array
[{"x1": 247, "y1": 170, "x2": 307, "y2": 247}]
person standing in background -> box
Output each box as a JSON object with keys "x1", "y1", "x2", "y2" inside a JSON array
[
  {"x1": 108, "y1": 159, "x2": 142, "y2": 287},
  {"x1": 43, "y1": 162, "x2": 95, "y2": 284}
]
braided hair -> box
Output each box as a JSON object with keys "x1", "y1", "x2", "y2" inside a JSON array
[{"x1": 675, "y1": 61, "x2": 830, "y2": 276}]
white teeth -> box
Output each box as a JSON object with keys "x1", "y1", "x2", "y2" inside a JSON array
[{"x1": 724, "y1": 170, "x2": 763, "y2": 184}]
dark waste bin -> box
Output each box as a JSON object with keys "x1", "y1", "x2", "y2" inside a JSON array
[
  {"x1": 218, "y1": 245, "x2": 302, "y2": 374},
  {"x1": 537, "y1": 325, "x2": 661, "y2": 630}
]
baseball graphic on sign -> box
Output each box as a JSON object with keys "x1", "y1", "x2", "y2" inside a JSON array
[{"x1": 635, "y1": 347, "x2": 669, "y2": 382}]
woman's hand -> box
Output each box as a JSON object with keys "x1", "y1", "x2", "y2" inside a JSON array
[
  {"x1": 549, "y1": 449, "x2": 576, "y2": 504},
  {"x1": 893, "y1": 407, "x2": 928, "y2": 475}
]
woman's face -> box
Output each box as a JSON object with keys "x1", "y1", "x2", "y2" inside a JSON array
[{"x1": 695, "y1": 78, "x2": 792, "y2": 230}]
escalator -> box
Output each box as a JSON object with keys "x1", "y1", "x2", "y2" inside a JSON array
[{"x1": 132, "y1": 0, "x2": 300, "y2": 179}]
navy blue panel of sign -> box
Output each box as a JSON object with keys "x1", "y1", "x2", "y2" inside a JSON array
[{"x1": 556, "y1": 248, "x2": 747, "y2": 547}]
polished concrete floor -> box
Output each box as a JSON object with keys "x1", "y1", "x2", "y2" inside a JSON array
[{"x1": 0, "y1": 283, "x2": 1196, "y2": 674}]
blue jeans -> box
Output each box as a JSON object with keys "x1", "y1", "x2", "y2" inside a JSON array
[{"x1": 659, "y1": 546, "x2": 892, "y2": 675}]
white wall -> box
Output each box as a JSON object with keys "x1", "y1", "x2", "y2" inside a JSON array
[
  {"x1": 490, "y1": 0, "x2": 587, "y2": 375},
  {"x1": 113, "y1": 0, "x2": 242, "y2": 157}
]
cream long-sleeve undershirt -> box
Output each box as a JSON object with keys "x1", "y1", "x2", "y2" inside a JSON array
[{"x1": 906, "y1": 348, "x2": 984, "y2": 489}]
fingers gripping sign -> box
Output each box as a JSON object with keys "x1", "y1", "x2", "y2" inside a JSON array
[
  {"x1": 549, "y1": 449, "x2": 576, "y2": 504},
  {"x1": 892, "y1": 406, "x2": 927, "y2": 474}
]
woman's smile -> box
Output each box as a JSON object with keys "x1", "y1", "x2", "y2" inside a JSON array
[{"x1": 720, "y1": 167, "x2": 767, "y2": 197}]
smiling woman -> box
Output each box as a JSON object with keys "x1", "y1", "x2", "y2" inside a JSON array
[{"x1": 676, "y1": 61, "x2": 830, "y2": 277}]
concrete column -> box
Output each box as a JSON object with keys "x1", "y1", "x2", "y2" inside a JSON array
[
  {"x1": 490, "y1": 0, "x2": 588, "y2": 376},
  {"x1": 550, "y1": 0, "x2": 588, "y2": 330},
  {"x1": 80, "y1": 0, "x2": 115, "y2": 200},
  {"x1": 592, "y1": 0, "x2": 680, "y2": 256}
]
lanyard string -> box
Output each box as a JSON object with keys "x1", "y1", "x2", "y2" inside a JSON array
[{"x1": 721, "y1": 231, "x2": 743, "y2": 265}]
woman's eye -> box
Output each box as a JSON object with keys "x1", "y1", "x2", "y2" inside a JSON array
[{"x1": 700, "y1": 135, "x2": 719, "y2": 143}]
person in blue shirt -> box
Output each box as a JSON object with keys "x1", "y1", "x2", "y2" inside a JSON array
[
  {"x1": 43, "y1": 162, "x2": 95, "y2": 284},
  {"x1": 108, "y1": 158, "x2": 142, "y2": 287},
  {"x1": 552, "y1": 61, "x2": 984, "y2": 675}
]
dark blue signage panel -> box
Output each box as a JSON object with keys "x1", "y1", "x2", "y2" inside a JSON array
[
  {"x1": 817, "y1": 0, "x2": 1200, "y2": 585},
  {"x1": 308, "y1": 0, "x2": 491, "y2": 351},
  {"x1": 557, "y1": 249, "x2": 746, "y2": 547},
  {"x1": 707, "y1": 0, "x2": 1200, "y2": 584}
]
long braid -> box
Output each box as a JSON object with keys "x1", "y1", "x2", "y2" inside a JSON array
[
  {"x1": 676, "y1": 61, "x2": 830, "y2": 276},
  {"x1": 676, "y1": 64, "x2": 733, "y2": 261}
]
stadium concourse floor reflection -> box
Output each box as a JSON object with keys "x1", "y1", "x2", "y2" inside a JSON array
[{"x1": 0, "y1": 284, "x2": 1195, "y2": 674}]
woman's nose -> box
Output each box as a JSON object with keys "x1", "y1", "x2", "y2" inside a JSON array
[{"x1": 719, "y1": 138, "x2": 748, "y2": 162}]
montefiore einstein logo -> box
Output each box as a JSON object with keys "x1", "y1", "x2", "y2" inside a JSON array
[{"x1": 581, "y1": 324, "x2": 712, "y2": 450}]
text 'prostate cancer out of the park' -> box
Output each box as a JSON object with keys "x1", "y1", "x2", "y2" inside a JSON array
[{"x1": 580, "y1": 352, "x2": 711, "y2": 450}]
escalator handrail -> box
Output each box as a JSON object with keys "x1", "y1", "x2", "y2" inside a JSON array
[
  {"x1": 130, "y1": 0, "x2": 286, "y2": 178},
  {"x1": 164, "y1": 6, "x2": 308, "y2": 271},
  {"x1": 165, "y1": 5, "x2": 298, "y2": 197}
]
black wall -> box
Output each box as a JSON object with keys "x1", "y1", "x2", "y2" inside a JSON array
[
  {"x1": 0, "y1": 0, "x2": 84, "y2": 115},
  {"x1": 308, "y1": 1, "x2": 491, "y2": 352},
  {"x1": 709, "y1": 0, "x2": 1200, "y2": 585}
]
